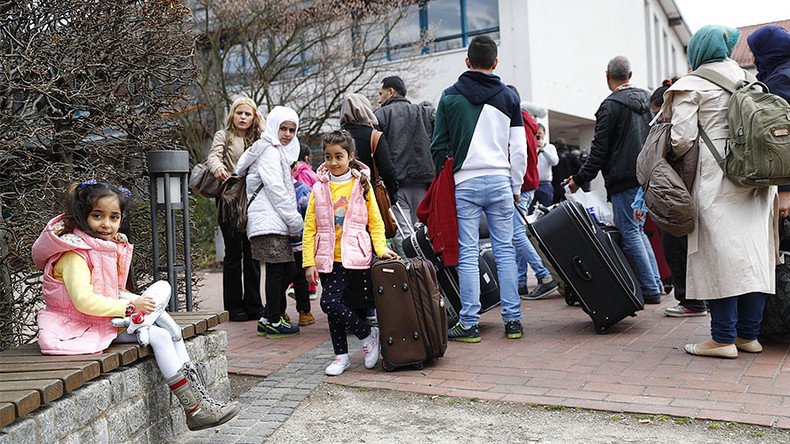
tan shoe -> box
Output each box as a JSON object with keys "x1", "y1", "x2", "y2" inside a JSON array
[
  {"x1": 298, "y1": 311, "x2": 315, "y2": 326},
  {"x1": 684, "y1": 340, "x2": 738, "y2": 359},
  {"x1": 735, "y1": 337, "x2": 763, "y2": 353}
]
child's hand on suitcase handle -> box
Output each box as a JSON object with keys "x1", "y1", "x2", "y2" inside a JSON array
[
  {"x1": 305, "y1": 266, "x2": 319, "y2": 286},
  {"x1": 380, "y1": 249, "x2": 399, "y2": 260}
]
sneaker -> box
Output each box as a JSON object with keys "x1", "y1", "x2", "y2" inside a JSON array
[
  {"x1": 522, "y1": 279, "x2": 558, "y2": 300},
  {"x1": 286, "y1": 284, "x2": 295, "y2": 300},
  {"x1": 256, "y1": 319, "x2": 267, "y2": 337},
  {"x1": 309, "y1": 292, "x2": 318, "y2": 300},
  {"x1": 298, "y1": 311, "x2": 315, "y2": 326},
  {"x1": 517, "y1": 284, "x2": 529, "y2": 296},
  {"x1": 504, "y1": 320, "x2": 523, "y2": 339},
  {"x1": 644, "y1": 293, "x2": 662, "y2": 304},
  {"x1": 325, "y1": 356, "x2": 351, "y2": 376},
  {"x1": 448, "y1": 322, "x2": 481, "y2": 343},
  {"x1": 361, "y1": 327, "x2": 381, "y2": 368},
  {"x1": 263, "y1": 317, "x2": 300, "y2": 338},
  {"x1": 664, "y1": 304, "x2": 708, "y2": 317},
  {"x1": 229, "y1": 312, "x2": 249, "y2": 322}
]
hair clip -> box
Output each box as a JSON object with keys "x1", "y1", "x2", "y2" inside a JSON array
[
  {"x1": 80, "y1": 179, "x2": 97, "y2": 188},
  {"x1": 117, "y1": 186, "x2": 132, "y2": 198}
]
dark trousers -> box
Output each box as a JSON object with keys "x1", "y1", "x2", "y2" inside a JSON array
[
  {"x1": 264, "y1": 261, "x2": 296, "y2": 322},
  {"x1": 658, "y1": 230, "x2": 706, "y2": 311},
  {"x1": 320, "y1": 263, "x2": 371, "y2": 355},
  {"x1": 292, "y1": 251, "x2": 311, "y2": 313},
  {"x1": 220, "y1": 220, "x2": 262, "y2": 318},
  {"x1": 708, "y1": 292, "x2": 768, "y2": 343}
]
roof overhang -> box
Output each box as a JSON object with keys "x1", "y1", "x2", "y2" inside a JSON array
[{"x1": 658, "y1": 0, "x2": 692, "y2": 47}]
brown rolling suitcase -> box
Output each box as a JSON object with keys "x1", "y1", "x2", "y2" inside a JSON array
[{"x1": 371, "y1": 258, "x2": 448, "y2": 370}]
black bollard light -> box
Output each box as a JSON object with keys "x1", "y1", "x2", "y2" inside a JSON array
[{"x1": 146, "y1": 150, "x2": 193, "y2": 311}]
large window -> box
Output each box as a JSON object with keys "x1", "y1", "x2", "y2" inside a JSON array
[{"x1": 359, "y1": 0, "x2": 500, "y2": 61}]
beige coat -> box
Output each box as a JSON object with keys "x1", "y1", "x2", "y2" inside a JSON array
[
  {"x1": 205, "y1": 129, "x2": 248, "y2": 174},
  {"x1": 663, "y1": 59, "x2": 777, "y2": 300}
]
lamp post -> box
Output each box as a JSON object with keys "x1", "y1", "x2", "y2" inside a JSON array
[{"x1": 146, "y1": 150, "x2": 193, "y2": 311}]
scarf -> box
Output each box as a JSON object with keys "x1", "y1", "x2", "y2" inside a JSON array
[
  {"x1": 339, "y1": 93, "x2": 378, "y2": 127},
  {"x1": 262, "y1": 106, "x2": 300, "y2": 165},
  {"x1": 687, "y1": 25, "x2": 740, "y2": 70}
]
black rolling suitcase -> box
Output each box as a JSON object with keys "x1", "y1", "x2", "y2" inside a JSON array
[
  {"x1": 395, "y1": 204, "x2": 500, "y2": 325},
  {"x1": 527, "y1": 200, "x2": 644, "y2": 334}
]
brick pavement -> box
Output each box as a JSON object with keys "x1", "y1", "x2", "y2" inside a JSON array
[{"x1": 197, "y1": 271, "x2": 790, "y2": 429}]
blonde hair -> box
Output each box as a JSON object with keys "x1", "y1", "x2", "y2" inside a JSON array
[{"x1": 225, "y1": 97, "x2": 262, "y2": 147}]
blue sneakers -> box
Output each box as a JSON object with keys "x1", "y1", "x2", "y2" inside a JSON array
[
  {"x1": 258, "y1": 317, "x2": 299, "y2": 338},
  {"x1": 448, "y1": 322, "x2": 481, "y2": 343},
  {"x1": 504, "y1": 320, "x2": 523, "y2": 339}
]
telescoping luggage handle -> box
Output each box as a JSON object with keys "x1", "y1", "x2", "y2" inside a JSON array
[{"x1": 392, "y1": 202, "x2": 416, "y2": 239}]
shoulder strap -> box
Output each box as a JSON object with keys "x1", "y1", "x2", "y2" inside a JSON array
[
  {"x1": 689, "y1": 68, "x2": 739, "y2": 94},
  {"x1": 698, "y1": 126, "x2": 727, "y2": 171},
  {"x1": 246, "y1": 183, "x2": 265, "y2": 210},
  {"x1": 370, "y1": 130, "x2": 382, "y2": 155},
  {"x1": 369, "y1": 130, "x2": 383, "y2": 182}
]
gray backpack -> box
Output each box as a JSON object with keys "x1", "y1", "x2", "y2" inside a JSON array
[
  {"x1": 636, "y1": 121, "x2": 699, "y2": 237},
  {"x1": 691, "y1": 68, "x2": 790, "y2": 187}
]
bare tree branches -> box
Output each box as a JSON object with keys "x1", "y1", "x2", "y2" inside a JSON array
[{"x1": 0, "y1": 0, "x2": 197, "y2": 349}]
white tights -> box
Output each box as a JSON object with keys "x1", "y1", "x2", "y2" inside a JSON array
[{"x1": 114, "y1": 325, "x2": 190, "y2": 379}]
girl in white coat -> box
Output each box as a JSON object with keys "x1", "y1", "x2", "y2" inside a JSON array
[{"x1": 235, "y1": 106, "x2": 304, "y2": 338}]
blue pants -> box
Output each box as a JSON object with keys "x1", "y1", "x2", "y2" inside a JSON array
[
  {"x1": 707, "y1": 293, "x2": 767, "y2": 344},
  {"x1": 514, "y1": 190, "x2": 550, "y2": 286},
  {"x1": 455, "y1": 175, "x2": 521, "y2": 326},
  {"x1": 610, "y1": 187, "x2": 663, "y2": 296}
]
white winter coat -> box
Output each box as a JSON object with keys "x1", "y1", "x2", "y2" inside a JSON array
[
  {"x1": 663, "y1": 59, "x2": 777, "y2": 300},
  {"x1": 234, "y1": 107, "x2": 303, "y2": 238}
]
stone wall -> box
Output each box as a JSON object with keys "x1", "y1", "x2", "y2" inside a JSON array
[{"x1": 0, "y1": 330, "x2": 230, "y2": 444}]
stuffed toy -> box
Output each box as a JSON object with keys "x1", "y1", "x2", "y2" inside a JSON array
[{"x1": 110, "y1": 280, "x2": 182, "y2": 346}]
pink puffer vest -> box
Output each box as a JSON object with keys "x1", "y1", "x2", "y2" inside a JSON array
[
  {"x1": 32, "y1": 214, "x2": 134, "y2": 355},
  {"x1": 312, "y1": 164, "x2": 373, "y2": 273}
]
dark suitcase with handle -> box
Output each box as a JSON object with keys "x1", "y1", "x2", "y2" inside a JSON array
[
  {"x1": 527, "y1": 200, "x2": 644, "y2": 334},
  {"x1": 371, "y1": 258, "x2": 448, "y2": 370},
  {"x1": 395, "y1": 204, "x2": 499, "y2": 325}
]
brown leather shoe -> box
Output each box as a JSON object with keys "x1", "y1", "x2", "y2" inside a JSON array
[
  {"x1": 298, "y1": 311, "x2": 315, "y2": 326},
  {"x1": 735, "y1": 337, "x2": 763, "y2": 353},
  {"x1": 684, "y1": 340, "x2": 737, "y2": 359}
]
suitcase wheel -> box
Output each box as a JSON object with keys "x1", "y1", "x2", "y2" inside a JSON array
[
  {"x1": 564, "y1": 291, "x2": 578, "y2": 306},
  {"x1": 413, "y1": 361, "x2": 424, "y2": 370},
  {"x1": 595, "y1": 325, "x2": 609, "y2": 335},
  {"x1": 382, "y1": 360, "x2": 395, "y2": 371}
]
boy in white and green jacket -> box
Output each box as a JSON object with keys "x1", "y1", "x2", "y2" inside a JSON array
[{"x1": 431, "y1": 35, "x2": 528, "y2": 342}]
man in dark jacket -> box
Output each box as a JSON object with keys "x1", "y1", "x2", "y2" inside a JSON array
[
  {"x1": 566, "y1": 55, "x2": 664, "y2": 304},
  {"x1": 375, "y1": 76, "x2": 435, "y2": 230},
  {"x1": 748, "y1": 24, "x2": 790, "y2": 218}
]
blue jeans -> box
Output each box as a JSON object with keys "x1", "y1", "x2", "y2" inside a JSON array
[
  {"x1": 514, "y1": 190, "x2": 550, "y2": 286},
  {"x1": 610, "y1": 187, "x2": 663, "y2": 296},
  {"x1": 707, "y1": 293, "x2": 767, "y2": 344},
  {"x1": 455, "y1": 175, "x2": 520, "y2": 326}
]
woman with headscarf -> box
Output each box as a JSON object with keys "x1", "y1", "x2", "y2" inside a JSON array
[
  {"x1": 235, "y1": 106, "x2": 305, "y2": 339},
  {"x1": 340, "y1": 93, "x2": 398, "y2": 201},
  {"x1": 662, "y1": 26, "x2": 777, "y2": 358}
]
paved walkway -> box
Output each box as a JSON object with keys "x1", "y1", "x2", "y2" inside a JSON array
[{"x1": 197, "y1": 271, "x2": 790, "y2": 430}]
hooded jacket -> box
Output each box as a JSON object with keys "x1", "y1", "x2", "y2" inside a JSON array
[
  {"x1": 431, "y1": 70, "x2": 527, "y2": 194},
  {"x1": 235, "y1": 106, "x2": 303, "y2": 238},
  {"x1": 374, "y1": 96, "x2": 435, "y2": 186},
  {"x1": 573, "y1": 87, "x2": 652, "y2": 197},
  {"x1": 747, "y1": 25, "x2": 790, "y2": 104},
  {"x1": 32, "y1": 215, "x2": 133, "y2": 355}
]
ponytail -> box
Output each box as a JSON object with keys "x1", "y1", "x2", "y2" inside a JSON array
[{"x1": 350, "y1": 159, "x2": 370, "y2": 198}]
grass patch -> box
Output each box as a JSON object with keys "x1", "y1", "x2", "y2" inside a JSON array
[
  {"x1": 608, "y1": 415, "x2": 624, "y2": 421},
  {"x1": 356, "y1": 387, "x2": 372, "y2": 392},
  {"x1": 752, "y1": 430, "x2": 765, "y2": 437},
  {"x1": 707, "y1": 421, "x2": 722, "y2": 429},
  {"x1": 545, "y1": 405, "x2": 566, "y2": 411},
  {"x1": 191, "y1": 195, "x2": 220, "y2": 270},
  {"x1": 673, "y1": 417, "x2": 692, "y2": 425}
]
